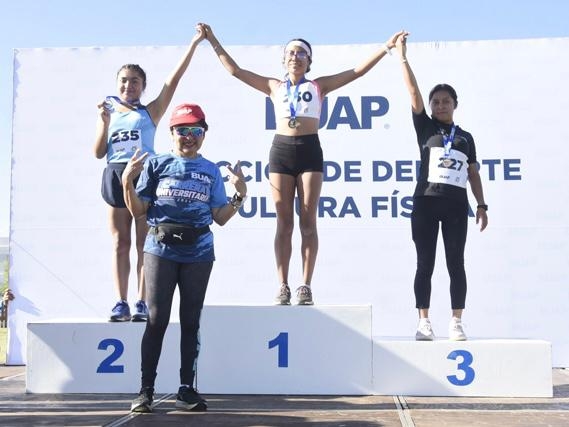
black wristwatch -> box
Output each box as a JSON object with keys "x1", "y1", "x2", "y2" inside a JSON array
[
  {"x1": 230, "y1": 192, "x2": 247, "y2": 209},
  {"x1": 477, "y1": 204, "x2": 488, "y2": 211}
]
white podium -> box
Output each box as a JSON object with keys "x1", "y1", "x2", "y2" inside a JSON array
[
  {"x1": 26, "y1": 305, "x2": 552, "y2": 397},
  {"x1": 372, "y1": 338, "x2": 552, "y2": 397},
  {"x1": 27, "y1": 320, "x2": 168, "y2": 393},
  {"x1": 26, "y1": 305, "x2": 372, "y2": 394},
  {"x1": 197, "y1": 305, "x2": 372, "y2": 394}
]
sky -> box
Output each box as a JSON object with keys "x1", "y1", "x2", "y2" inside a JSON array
[{"x1": 1, "y1": 0, "x2": 568, "y2": 237}]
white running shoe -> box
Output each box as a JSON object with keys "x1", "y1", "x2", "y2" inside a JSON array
[
  {"x1": 415, "y1": 318, "x2": 435, "y2": 341},
  {"x1": 449, "y1": 317, "x2": 467, "y2": 341},
  {"x1": 296, "y1": 285, "x2": 314, "y2": 305},
  {"x1": 274, "y1": 284, "x2": 291, "y2": 305}
]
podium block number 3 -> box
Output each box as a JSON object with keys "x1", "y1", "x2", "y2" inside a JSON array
[
  {"x1": 447, "y1": 349, "x2": 475, "y2": 386},
  {"x1": 96, "y1": 338, "x2": 125, "y2": 373},
  {"x1": 268, "y1": 332, "x2": 289, "y2": 368}
]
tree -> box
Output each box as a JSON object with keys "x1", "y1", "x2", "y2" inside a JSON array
[{"x1": 1, "y1": 258, "x2": 7, "y2": 290}]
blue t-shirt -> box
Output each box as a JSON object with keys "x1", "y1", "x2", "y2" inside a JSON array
[
  {"x1": 136, "y1": 153, "x2": 228, "y2": 262},
  {"x1": 107, "y1": 106, "x2": 156, "y2": 163}
]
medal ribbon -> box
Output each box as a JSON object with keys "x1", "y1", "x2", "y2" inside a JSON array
[
  {"x1": 286, "y1": 76, "x2": 305, "y2": 121},
  {"x1": 442, "y1": 125, "x2": 456, "y2": 157},
  {"x1": 104, "y1": 96, "x2": 140, "y2": 111}
]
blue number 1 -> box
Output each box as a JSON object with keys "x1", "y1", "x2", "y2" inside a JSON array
[
  {"x1": 268, "y1": 332, "x2": 289, "y2": 367},
  {"x1": 447, "y1": 349, "x2": 475, "y2": 386}
]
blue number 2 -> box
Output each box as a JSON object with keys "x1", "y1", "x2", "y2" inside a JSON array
[
  {"x1": 268, "y1": 332, "x2": 289, "y2": 367},
  {"x1": 96, "y1": 338, "x2": 125, "y2": 373},
  {"x1": 447, "y1": 349, "x2": 475, "y2": 386}
]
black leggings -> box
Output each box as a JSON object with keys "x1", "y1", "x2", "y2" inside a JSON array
[
  {"x1": 411, "y1": 196, "x2": 468, "y2": 310},
  {"x1": 140, "y1": 253, "x2": 213, "y2": 388}
]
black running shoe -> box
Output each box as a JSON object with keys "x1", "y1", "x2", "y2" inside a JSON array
[
  {"x1": 131, "y1": 386, "x2": 154, "y2": 413},
  {"x1": 175, "y1": 386, "x2": 207, "y2": 411}
]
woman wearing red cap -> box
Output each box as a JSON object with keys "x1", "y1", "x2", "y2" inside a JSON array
[
  {"x1": 93, "y1": 27, "x2": 206, "y2": 323},
  {"x1": 395, "y1": 33, "x2": 488, "y2": 341},
  {"x1": 201, "y1": 23, "x2": 405, "y2": 305},
  {"x1": 123, "y1": 103, "x2": 247, "y2": 413}
]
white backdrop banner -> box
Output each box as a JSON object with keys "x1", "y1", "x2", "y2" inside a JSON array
[{"x1": 8, "y1": 38, "x2": 569, "y2": 366}]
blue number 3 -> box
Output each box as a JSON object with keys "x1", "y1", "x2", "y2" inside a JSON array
[{"x1": 447, "y1": 349, "x2": 475, "y2": 386}]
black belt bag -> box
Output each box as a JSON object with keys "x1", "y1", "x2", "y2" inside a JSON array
[{"x1": 149, "y1": 223, "x2": 210, "y2": 245}]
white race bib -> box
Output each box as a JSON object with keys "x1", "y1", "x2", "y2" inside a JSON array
[
  {"x1": 110, "y1": 129, "x2": 142, "y2": 155},
  {"x1": 427, "y1": 147, "x2": 469, "y2": 188}
]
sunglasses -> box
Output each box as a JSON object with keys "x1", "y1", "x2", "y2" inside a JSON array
[
  {"x1": 285, "y1": 50, "x2": 309, "y2": 60},
  {"x1": 174, "y1": 126, "x2": 205, "y2": 138}
]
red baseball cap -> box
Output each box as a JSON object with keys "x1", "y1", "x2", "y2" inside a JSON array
[{"x1": 169, "y1": 103, "x2": 206, "y2": 127}]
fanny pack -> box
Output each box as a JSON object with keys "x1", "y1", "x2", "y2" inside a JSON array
[{"x1": 149, "y1": 223, "x2": 210, "y2": 245}]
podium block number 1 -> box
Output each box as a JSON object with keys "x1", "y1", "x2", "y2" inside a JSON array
[{"x1": 268, "y1": 332, "x2": 289, "y2": 368}]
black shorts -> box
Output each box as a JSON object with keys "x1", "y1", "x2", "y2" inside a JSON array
[
  {"x1": 269, "y1": 134, "x2": 323, "y2": 177},
  {"x1": 101, "y1": 162, "x2": 138, "y2": 208}
]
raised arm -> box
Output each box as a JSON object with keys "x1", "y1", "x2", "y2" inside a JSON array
[
  {"x1": 395, "y1": 32, "x2": 424, "y2": 114},
  {"x1": 122, "y1": 149, "x2": 150, "y2": 219},
  {"x1": 315, "y1": 30, "x2": 406, "y2": 97},
  {"x1": 145, "y1": 26, "x2": 206, "y2": 125},
  {"x1": 212, "y1": 161, "x2": 248, "y2": 226},
  {"x1": 200, "y1": 23, "x2": 279, "y2": 96}
]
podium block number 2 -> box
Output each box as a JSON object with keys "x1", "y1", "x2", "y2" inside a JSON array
[
  {"x1": 268, "y1": 332, "x2": 289, "y2": 368},
  {"x1": 96, "y1": 338, "x2": 125, "y2": 373},
  {"x1": 447, "y1": 349, "x2": 475, "y2": 386}
]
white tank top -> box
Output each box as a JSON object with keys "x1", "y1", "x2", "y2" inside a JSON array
[{"x1": 272, "y1": 79, "x2": 322, "y2": 120}]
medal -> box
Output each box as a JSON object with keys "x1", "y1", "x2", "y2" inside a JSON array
[
  {"x1": 103, "y1": 96, "x2": 118, "y2": 113},
  {"x1": 103, "y1": 101, "x2": 114, "y2": 113},
  {"x1": 288, "y1": 118, "x2": 298, "y2": 128}
]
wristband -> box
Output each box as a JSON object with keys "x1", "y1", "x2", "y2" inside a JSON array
[
  {"x1": 383, "y1": 44, "x2": 392, "y2": 55},
  {"x1": 230, "y1": 192, "x2": 247, "y2": 209},
  {"x1": 477, "y1": 204, "x2": 488, "y2": 211}
]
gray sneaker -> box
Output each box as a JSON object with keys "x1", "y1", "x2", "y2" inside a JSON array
[
  {"x1": 131, "y1": 386, "x2": 154, "y2": 413},
  {"x1": 415, "y1": 318, "x2": 435, "y2": 341},
  {"x1": 274, "y1": 284, "x2": 291, "y2": 305},
  {"x1": 296, "y1": 285, "x2": 314, "y2": 305}
]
